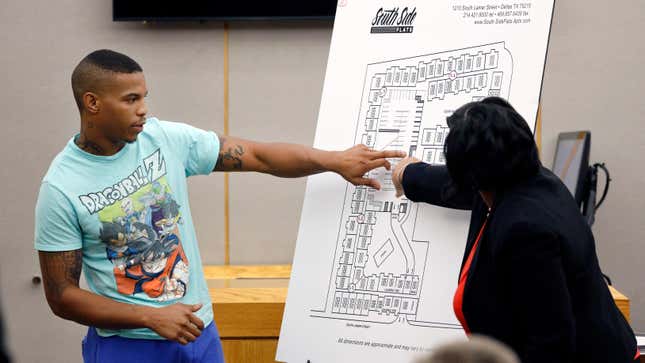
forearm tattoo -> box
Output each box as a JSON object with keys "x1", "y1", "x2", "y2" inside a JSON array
[
  {"x1": 215, "y1": 137, "x2": 245, "y2": 170},
  {"x1": 39, "y1": 250, "x2": 82, "y2": 300}
]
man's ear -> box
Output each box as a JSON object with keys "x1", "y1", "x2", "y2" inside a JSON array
[{"x1": 83, "y1": 92, "x2": 100, "y2": 114}]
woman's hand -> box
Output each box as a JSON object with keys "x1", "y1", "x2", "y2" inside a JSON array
[{"x1": 392, "y1": 156, "x2": 421, "y2": 197}]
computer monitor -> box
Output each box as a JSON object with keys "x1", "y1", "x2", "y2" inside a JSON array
[{"x1": 552, "y1": 131, "x2": 591, "y2": 207}]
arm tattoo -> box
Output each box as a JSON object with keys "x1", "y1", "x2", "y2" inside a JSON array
[
  {"x1": 39, "y1": 250, "x2": 82, "y2": 301},
  {"x1": 215, "y1": 137, "x2": 245, "y2": 170}
]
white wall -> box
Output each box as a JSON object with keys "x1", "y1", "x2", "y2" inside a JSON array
[{"x1": 228, "y1": 22, "x2": 331, "y2": 264}]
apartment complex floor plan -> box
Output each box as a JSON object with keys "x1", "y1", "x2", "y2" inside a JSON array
[{"x1": 311, "y1": 42, "x2": 513, "y2": 328}]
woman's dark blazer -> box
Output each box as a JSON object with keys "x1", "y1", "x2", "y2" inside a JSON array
[{"x1": 402, "y1": 162, "x2": 638, "y2": 363}]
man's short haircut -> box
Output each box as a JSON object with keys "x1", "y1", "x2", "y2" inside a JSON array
[
  {"x1": 71, "y1": 49, "x2": 143, "y2": 112},
  {"x1": 444, "y1": 97, "x2": 540, "y2": 191}
]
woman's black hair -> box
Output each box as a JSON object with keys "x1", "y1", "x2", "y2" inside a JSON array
[{"x1": 444, "y1": 97, "x2": 541, "y2": 191}]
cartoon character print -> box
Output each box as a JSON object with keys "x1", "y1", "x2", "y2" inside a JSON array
[{"x1": 98, "y1": 180, "x2": 189, "y2": 301}]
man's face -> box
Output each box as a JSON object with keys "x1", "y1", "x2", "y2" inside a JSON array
[{"x1": 95, "y1": 72, "x2": 148, "y2": 143}]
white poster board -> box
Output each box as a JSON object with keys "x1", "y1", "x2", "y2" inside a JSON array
[{"x1": 278, "y1": 1, "x2": 555, "y2": 362}]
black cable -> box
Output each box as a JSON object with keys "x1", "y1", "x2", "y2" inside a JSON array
[
  {"x1": 593, "y1": 163, "x2": 611, "y2": 210},
  {"x1": 603, "y1": 273, "x2": 613, "y2": 286},
  {"x1": 585, "y1": 163, "x2": 612, "y2": 285}
]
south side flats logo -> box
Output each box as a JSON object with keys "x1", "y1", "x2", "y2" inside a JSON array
[{"x1": 371, "y1": 7, "x2": 417, "y2": 34}]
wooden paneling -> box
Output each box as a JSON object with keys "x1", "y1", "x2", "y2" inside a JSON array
[
  {"x1": 204, "y1": 264, "x2": 292, "y2": 280},
  {"x1": 211, "y1": 288, "x2": 287, "y2": 338},
  {"x1": 610, "y1": 285, "x2": 631, "y2": 322},
  {"x1": 222, "y1": 339, "x2": 279, "y2": 363},
  {"x1": 209, "y1": 266, "x2": 288, "y2": 362}
]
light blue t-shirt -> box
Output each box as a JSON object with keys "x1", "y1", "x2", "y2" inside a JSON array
[{"x1": 34, "y1": 117, "x2": 220, "y2": 339}]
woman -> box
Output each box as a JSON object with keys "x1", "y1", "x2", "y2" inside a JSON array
[{"x1": 392, "y1": 97, "x2": 638, "y2": 362}]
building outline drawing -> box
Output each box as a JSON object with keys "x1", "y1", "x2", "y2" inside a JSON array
[{"x1": 310, "y1": 42, "x2": 513, "y2": 330}]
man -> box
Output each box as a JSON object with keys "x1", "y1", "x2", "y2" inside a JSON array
[{"x1": 35, "y1": 49, "x2": 405, "y2": 363}]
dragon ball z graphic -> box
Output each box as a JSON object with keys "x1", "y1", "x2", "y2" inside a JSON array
[{"x1": 98, "y1": 179, "x2": 189, "y2": 301}]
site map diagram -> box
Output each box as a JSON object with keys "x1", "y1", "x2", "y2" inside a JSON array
[{"x1": 311, "y1": 42, "x2": 513, "y2": 329}]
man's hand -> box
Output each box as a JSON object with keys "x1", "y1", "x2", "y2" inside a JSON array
[
  {"x1": 392, "y1": 156, "x2": 421, "y2": 197},
  {"x1": 332, "y1": 145, "x2": 407, "y2": 190},
  {"x1": 144, "y1": 303, "x2": 205, "y2": 345}
]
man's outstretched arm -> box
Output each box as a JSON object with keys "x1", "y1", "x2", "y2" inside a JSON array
[
  {"x1": 39, "y1": 250, "x2": 204, "y2": 345},
  {"x1": 213, "y1": 136, "x2": 406, "y2": 190}
]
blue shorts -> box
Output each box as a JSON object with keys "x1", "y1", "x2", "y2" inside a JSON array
[{"x1": 82, "y1": 322, "x2": 224, "y2": 363}]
